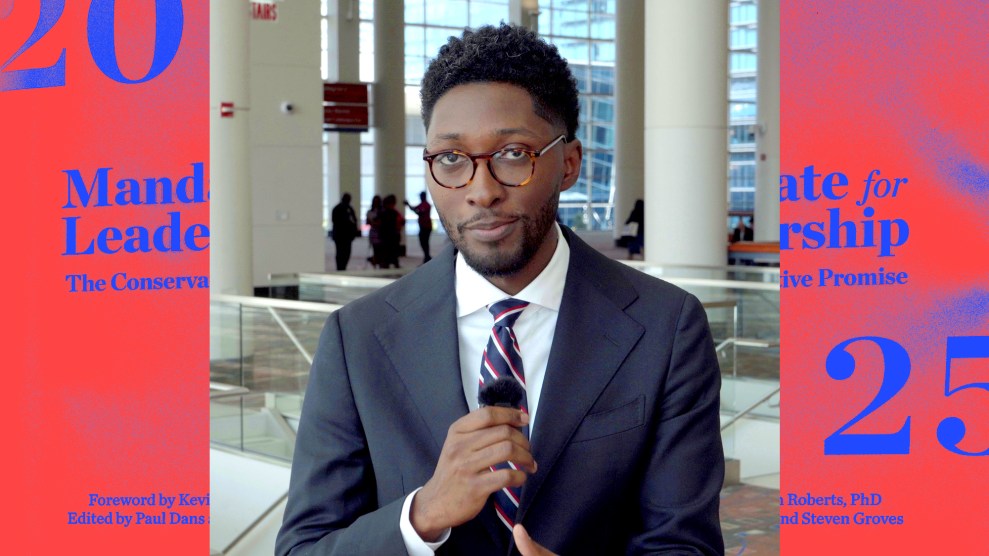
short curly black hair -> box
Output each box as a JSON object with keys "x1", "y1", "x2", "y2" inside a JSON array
[{"x1": 420, "y1": 23, "x2": 580, "y2": 141}]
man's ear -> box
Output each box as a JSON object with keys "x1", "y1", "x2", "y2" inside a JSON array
[{"x1": 560, "y1": 138, "x2": 583, "y2": 192}]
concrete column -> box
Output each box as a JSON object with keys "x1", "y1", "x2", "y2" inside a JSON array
[
  {"x1": 210, "y1": 0, "x2": 253, "y2": 295},
  {"x1": 326, "y1": 0, "x2": 362, "y2": 213},
  {"x1": 644, "y1": 1, "x2": 728, "y2": 266},
  {"x1": 754, "y1": 0, "x2": 780, "y2": 241},
  {"x1": 373, "y1": 0, "x2": 406, "y2": 201},
  {"x1": 613, "y1": 0, "x2": 645, "y2": 237}
]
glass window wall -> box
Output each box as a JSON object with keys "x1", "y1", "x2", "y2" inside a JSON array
[
  {"x1": 324, "y1": 0, "x2": 755, "y2": 233},
  {"x1": 728, "y1": 0, "x2": 758, "y2": 219},
  {"x1": 540, "y1": 0, "x2": 617, "y2": 231},
  {"x1": 355, "y1": 0, "x2": 511, "y2": 232}
]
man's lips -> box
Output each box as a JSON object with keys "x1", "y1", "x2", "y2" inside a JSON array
[
  {"x1": 462, "y1": 217, "x2": 520, "y2": 241},
  {"x1": 464, "y1": 217, "x2": 519, "y2": 231}
]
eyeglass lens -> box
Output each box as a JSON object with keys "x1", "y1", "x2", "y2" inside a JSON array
[{"x1": 432, "y1": 150, "x2": 532, "y2": 187}]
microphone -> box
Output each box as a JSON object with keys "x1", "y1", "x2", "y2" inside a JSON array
[
  {"x1": 477, "y1": 377, "x2": 524, "y2": 409},
  {"x1": 478, "y1": 378, "x2": 532, "y2": 485}
]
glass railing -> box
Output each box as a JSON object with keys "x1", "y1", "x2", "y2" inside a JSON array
[
  {"x1": 210, "y1": 295, "x2": 339, "y2": 462},
  {"x1": 624, "y1": 264, "x2": 781, "y2": 473},
  {"x1": 631, "y1": 265, "x2": 780, "y2": 344},
  {"x1": 211, "y1": 263, "x2": 780, "y2": 461},
  {"x1": 297, "y1": 272, "x2": 393, "y2": 304},
  {"x1": 623, "y1": 260, "x2": 780, "y2": 284}
]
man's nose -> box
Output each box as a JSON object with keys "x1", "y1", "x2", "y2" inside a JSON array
[{"x1": 464, "y1": 160, "x2": 505, "y2": 208}]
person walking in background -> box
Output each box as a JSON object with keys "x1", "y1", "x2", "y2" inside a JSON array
[
  {"x1": 731, "y1": 216, "x2": 753, "y2": 243},
  {"x1": 625, "y1": 198, "x2": 645, "y2": 260},
  {"x1": 405, "y1": 191, "x2": 433, "y2": 263},
  {"x1": 330, "y1": 192, "x2": 359, "y2": 271},
  {"x1": 365, "y1": 195, "x2": 382, "y2": 267},
  {"x1": 377, "y1": 194, "x2": 404, "y2": 268}
]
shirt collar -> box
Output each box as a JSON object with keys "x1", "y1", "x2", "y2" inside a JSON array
[{"x1": 455, "y1": 223, "x2": 570, "y2": 317}]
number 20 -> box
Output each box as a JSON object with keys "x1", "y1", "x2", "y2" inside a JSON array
[
  {"x1": 825, "y1": 335, "x2": 989, "y2": 456},
  {"x1": 0, "y1": 0, "x2": 183, "y2": 92}
]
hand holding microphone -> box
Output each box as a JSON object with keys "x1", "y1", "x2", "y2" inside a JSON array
[
  {"x1": 479, "y1": 379, "x2": 557, "y2": 555},
  {"x1": 410, "y1": 378, "x2": 536, "y2": 541}
]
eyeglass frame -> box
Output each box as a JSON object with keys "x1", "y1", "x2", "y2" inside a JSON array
[{"x1": 422, "y1": 134, "x2": 568, "y2": 189}]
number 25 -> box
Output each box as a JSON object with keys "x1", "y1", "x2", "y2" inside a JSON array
[{"x1": 825, "y1": 335, "x2": 989, "y2": 456}]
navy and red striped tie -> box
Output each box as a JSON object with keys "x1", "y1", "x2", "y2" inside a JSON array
[{"x1": 479, "y1": 298, "x2": 530, "y2": 531}]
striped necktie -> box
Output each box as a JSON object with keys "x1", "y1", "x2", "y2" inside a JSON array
[{"x1": 479, "y1": 298, "x2": 529, "y2": 531}]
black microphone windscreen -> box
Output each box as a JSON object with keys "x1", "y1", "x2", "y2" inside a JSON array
[{"x1": 477, "y1": 377, "x2": 524, "y2": 409}]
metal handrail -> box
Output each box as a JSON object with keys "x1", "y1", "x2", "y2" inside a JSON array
[
  {"x1": 662, "y1": 276, "x2": 780, "y2": 292},
  {"x1": 210, "y1": 382, "x2": 251, "y2": 399},
  {"x1": 266, "y1": 306, "x2": 314, "y2": 366},
  {"x1": 623, "y1": 259, "x2": 781, "y2": 277},
  {"x1": 211, "y1": 293, "x2": 341, "y2": 313},
  {"x1": 211, "y1": 294, "x2": 334, "y2": 368},
  {"x1": 298, "y1": 271, "x2": 399, "y2": 288},
  {"x1": 702, "y1": 300, "x2": 738, "y2": 310},
  {"x1": 219, "y1": 492, "x2": 289, "y2": 555},
  {"x1": 721, "y1": 386, "x2": 780, "y2": 432},
  {"x1": 715, "y1": 337, "x2": 779, "y2": 352}
]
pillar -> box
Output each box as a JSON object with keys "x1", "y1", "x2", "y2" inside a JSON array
[
  {"x1": 754, "y1": 0, "x2": 780, "y2": 241},
  {"x1": 210, "y1": 0, "x2": 253, "y2": 294},
  {"x1": 644, "y1": 1, "x2": 729, "y2": 266},
  {"x1": 613, "y1": 0, "x2": 645, "y2": 237},
  {"x1": 325, "y1": 0, "x2": 363, "y2": 213},
  {"x1": 373, "y1": 0, "x2": 406, "y2": 201}
]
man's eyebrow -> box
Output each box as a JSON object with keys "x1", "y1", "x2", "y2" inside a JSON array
[
  {"x1": 431, "y1": 128, "x2": 539, "y2": 143},
  {"x1": 495, "y1": 128, "x2": 539, "y2": 138}
]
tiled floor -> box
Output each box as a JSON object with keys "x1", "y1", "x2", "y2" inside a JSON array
[
  {"x1": 744, "y1": 473, "x2": 780, "y2": 490},
  {"x1": 721, "y1": 483, "x2": 780, "y2": 555}
]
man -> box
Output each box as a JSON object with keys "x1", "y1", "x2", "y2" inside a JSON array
[
  {"x1": 406, "y1": 191, "x2": 434, "y2": 263},
  {"x1": 731, "y1": 217, "x2": 753, "y2": 243},
  {"x1": 331, "y1": 193, "x2": 359, "y2": 271},
  {"x1": 278, "y1": 24, "x2": 723, "y2": 556}
]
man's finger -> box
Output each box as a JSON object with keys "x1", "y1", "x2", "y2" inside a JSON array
[
  {"x1": 450, "y1": 406, "x2": 529, "y2": 433},
  {"x1": 467, "y1": 440, "x2": 537, "y2": 474},
  {"x1": 513, "y1": 524, "x2": 558, "y2": 556},
  {"x1": 468, "y1": 424, "x2": 531, "y2": 455},
  {"x1": 474, "y1": 467, "x2": 528, "y2": 495}
]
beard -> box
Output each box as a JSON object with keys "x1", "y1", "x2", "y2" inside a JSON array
[{"x1": 440, "y1": 185, "x2": 560, "y2": 278}]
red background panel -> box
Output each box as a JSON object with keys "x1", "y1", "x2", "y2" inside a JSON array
[
  {"x1": 3, "y1": 1, "x2": 208, "y2": 552},
  {"x1": 782, "y1": 2, "x2": 989, "y2": 553}
]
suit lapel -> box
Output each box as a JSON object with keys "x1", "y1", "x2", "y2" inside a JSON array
[
  {"x1": 373, "y1": 247, "x2": 510, "y2": 549},
  {"x1": 516, "y1": 230, "x2": 644, "y2": 523},
  {"x1": 373, "y1": 247, "x2": 469, "y2": 453}
]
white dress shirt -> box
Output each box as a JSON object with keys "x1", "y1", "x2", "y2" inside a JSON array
[{"x1": 400, "y1": 224, "x2": 571, "y2": 555}]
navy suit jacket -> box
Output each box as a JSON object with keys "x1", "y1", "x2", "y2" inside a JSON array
[{"x1": 276, "y1": 227, "x2": 724, "y2": 555}]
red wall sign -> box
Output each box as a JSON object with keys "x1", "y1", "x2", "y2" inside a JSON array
[
  {"x1": 250, "y1": 1, "x2": 278, "y2": 22},
  {"x1": 324, "y1": 83, "x2": 369, "y2": 104},
  {"x1": 324, "y1": 105, "x2": 369, "y2": 127},
  {"x1": 324, "y1": 82, "x2": 370, "y2": 131}
]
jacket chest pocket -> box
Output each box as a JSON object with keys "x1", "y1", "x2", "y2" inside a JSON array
[{"x1": 571, "y1": 396, "x2": 645, "y2": 443}]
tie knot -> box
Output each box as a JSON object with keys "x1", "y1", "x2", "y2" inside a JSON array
[{"x1": 488, "y1": 298, "x2": 529, "y2": 328}]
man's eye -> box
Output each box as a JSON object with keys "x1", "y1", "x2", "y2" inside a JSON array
[
  {"x1": 437, "y1": 153, "x2": 467, "y2": 166},
  {"x1": 495, "y1": 149, "x2": 528, "y2": 162}
]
